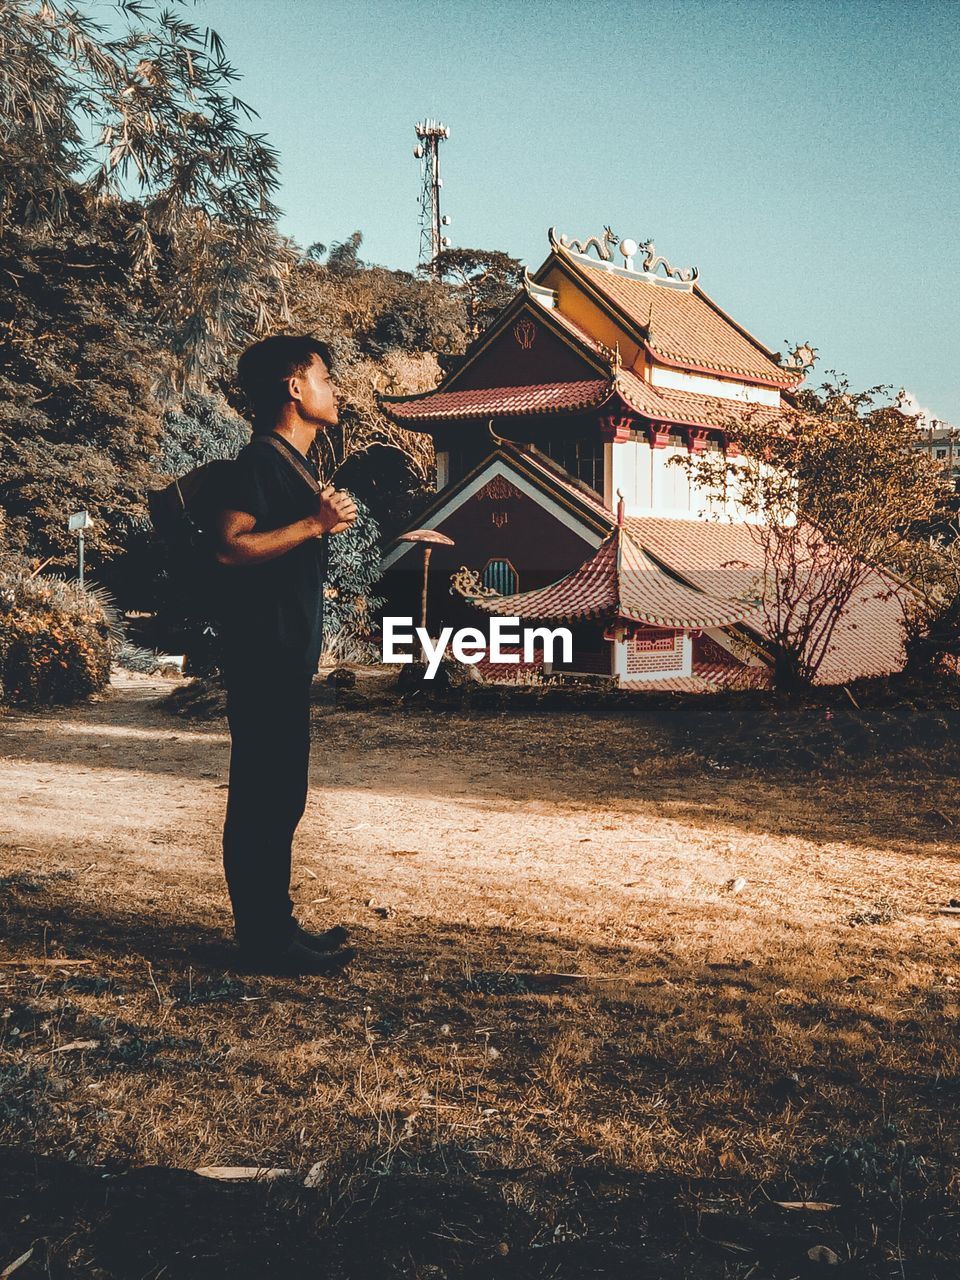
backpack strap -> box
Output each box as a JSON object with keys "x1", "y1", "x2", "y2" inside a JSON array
[{"x1": 256, "y1": 433, "x2": 323, "y2": 496}]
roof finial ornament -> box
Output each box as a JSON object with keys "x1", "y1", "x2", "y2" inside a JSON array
[
  {"x1": 618, "y1": 238, "x2": 639, "y2": 270},
  {"x1": 549, "y1": 225, "x2": 619, "y2": 261},
  {"x1": 487, "y1": 419, "x2": 507, "y2": 446},
  {"x1": 450, "y1": 566, "x2": 498, "y2": 601},
  {"x1": 638, "y1": 239, "x2": 698, "y2": 283},
  {"x1": 779, "y1": 340, "x2": 818, "y2": 373},
  {"x1": 596, "y1": 340, "x2": 623, "y2": 380},
  {"x1": 616, "y1": 489, "x2": 625, "y2": 526}
]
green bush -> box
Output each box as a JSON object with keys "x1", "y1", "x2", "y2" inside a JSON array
[
  {"x1": 0, "y1": 566, "x2": 114, "y2": 707},
  {"x1": 323, "y1": 496, "x2": 384, "y2": 663}
]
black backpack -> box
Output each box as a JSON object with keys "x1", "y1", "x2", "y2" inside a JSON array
[
  {"x1": 147, "y1": 460, "x2": 237, "y2": 668},
  {"x1": 146, "y1": 440, "x2": 330, "y2": 668}
]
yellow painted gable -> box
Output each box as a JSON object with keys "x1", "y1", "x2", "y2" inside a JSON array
[{"x1": 538, "y1": 263, "x2": 646, "y2": 376}]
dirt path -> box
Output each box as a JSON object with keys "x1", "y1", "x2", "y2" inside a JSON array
[
  {"x1": 1, "y1": 670, "x2": 957, "y2": 975},
  {"x1": 3, "y1": 673, "x2": 960, "y2": 1276}
]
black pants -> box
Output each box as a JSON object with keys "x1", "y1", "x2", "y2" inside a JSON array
[{"x1": 222, "y1": 664, "x2": 314, "y2": 956}]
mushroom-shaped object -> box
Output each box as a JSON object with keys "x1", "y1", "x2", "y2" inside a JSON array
[{"x1": 398, "y1": 529, "x2": 456, "y2": 633}]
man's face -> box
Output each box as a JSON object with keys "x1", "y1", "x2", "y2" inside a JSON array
[{"x1": 290, "y1": 353, "x2": 338, "y2": 428}]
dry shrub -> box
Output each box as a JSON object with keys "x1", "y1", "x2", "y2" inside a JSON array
[{"x1": 0, "y1": 564, "x2": 114, "y2": 706}]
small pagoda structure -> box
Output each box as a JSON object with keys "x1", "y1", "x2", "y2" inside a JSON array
[{"x1": 378, "y1": 226, "x2": 906, "y2": 688}]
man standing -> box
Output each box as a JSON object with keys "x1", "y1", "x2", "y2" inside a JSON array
[{"x1": 216, "y1": 334, "x2": 357, "y2": 976}]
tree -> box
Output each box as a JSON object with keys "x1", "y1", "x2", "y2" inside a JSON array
[
  {"x1": 688, "y1": 377, "x2": 944, "y2": 688},
  {"x1": 322, "y1": 497, "x2": 384, "y2": 662},
  {"x1": 0, "y1": 0, "x2": 290, "y2": 386},
  {"x1": 286, "y1": 251, "x2": 464, "y2": 486},
  {"x1": 0, "y1": 206, "x2": 165, "y2": 567},
  {"x1": 325, "y1": 231, "x2": 364, "y2": 277},
  {"x1": 896, "y1": 519, "x2": 960, "y2": 674},
  {"x1": 160, "y1": 389, "x2": 249, "y2": 477},
  {"x1": 432, "y1": 247, "x2": 523, "y2": 339}
]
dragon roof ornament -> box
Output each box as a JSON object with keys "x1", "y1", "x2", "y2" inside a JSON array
[
  {"x1": 548, "y1": 225, "x2": 698, "y2": 287},
  {"x1": 450, "y1": 565, "x2": 499, "y2": 601},
  {"x1": 634, "y1": 239, "x2": 698, "y2": 284},
  {"x1": 548, "y1": 225, "x2": 619, "y2": 261}
]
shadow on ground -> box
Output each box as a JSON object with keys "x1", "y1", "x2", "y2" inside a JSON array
[{"x1": 0, "y1": 1144, "x2": 906, "y2": 1280}]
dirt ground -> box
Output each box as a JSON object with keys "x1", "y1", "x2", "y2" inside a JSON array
[{"x1": 1, "y1": 669, "x2": 959, "y2": 1277}]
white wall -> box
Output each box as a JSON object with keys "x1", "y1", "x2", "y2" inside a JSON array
[
  {"x1": 606, "y1": 438, "x2": 651, "y2": 510},
  {"x1": 650, "y1": 365, "x2": 781, "y2": 408},
  {"x1": 605, "y1": 439, "x2": 761, "y2": 520}
]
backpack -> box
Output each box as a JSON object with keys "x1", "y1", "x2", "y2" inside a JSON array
[
  {"x1": 147, "y1": 460, "x2": 237, "y2": 668},
  {"x1": 146, "y1": 440, "x2": 330, "y2": 668}
]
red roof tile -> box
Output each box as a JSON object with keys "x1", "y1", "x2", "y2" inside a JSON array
[
  {"x1": 625, "y1": 517, "x2": 906, "y2": 683},
  {"x1": 563, "y1": 254, "x2": 799, "y2": 387},
  {"x1": 462, "y1": 510, "x2": 906, "y2": 685},
  {"x1": 615, "y1": 369, "x2": 793, "y2": 433},
  {"x1": 381, "y1": 379, "x2": 610, "y2": 423},
  {"x1": 382, "y1": 368, "x2": 789, "y2": 436},
  {"x1": 465, "y1": 523, "x2": 761, "y2": 630}
]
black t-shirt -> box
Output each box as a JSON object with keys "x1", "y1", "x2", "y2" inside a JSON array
[{"x1": 217, "y1": 433, "x2": 328, "y2": 673}]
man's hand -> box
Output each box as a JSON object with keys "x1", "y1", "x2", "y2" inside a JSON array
[
  {"x1": 316, "y1": 485, "x2": 357, "y2": 536},
  {"x1": 217, "y1": 487, "x2": 358, "y2": 568}
]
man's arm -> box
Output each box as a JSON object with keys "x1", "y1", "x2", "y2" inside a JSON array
[{"x1": 216, "y1": 487, "x2": 356, "y2": 567}]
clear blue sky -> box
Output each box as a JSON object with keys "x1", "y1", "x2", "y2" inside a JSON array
[{"x1": 176, "y1": 0, "x2": 959, "y2": 419}]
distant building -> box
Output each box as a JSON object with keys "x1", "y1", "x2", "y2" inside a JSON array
[
  {"x1": 379, "y1": 227, "x2": 907, "y2": 689},
  {"x1": 896, "y1": 390, "x2": 960, "y2": 493}
]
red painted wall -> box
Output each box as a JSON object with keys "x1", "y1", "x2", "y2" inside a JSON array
[
  {"x1": 381, "y1": 480, "x2": 598, "y2": 635},
  {"x1": 454, "y1": 310, "x2": 598, "y2": 390}
]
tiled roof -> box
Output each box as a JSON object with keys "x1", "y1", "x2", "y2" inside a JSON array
[
  {"x1": 624, "y1": 516, "x2": 765, "y2": 603},
  {"x1": 692, "y1": 663, "x2": 771, "y2": 689},
  {"x1": 466, "y1": 522, "x2": 762, "y2": 630},
  {"x1": 381, "y1": 368, "x2": 789, "y2": 435},
  {"x1": 463, "y1": 510, "x2": 907, "y2": 685},
  {"x1": 380, "y1": 379, "x2": 610, "y2": 423},
  {"x1": 625, "y1": 517, "x2": 906, "y2": 684},
  {"x1": 567, "y1": 255, "x2": 800, "y2": 387},
  {"x1": 615, "y1": 369, "x2": 792, "y2": 433}
]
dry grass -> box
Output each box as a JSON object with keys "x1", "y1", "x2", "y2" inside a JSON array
[{"x1": 1, "y1": 669, "x2": 959, "y2": 1276}]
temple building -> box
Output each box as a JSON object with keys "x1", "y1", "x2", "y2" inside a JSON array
[{"x1": 378, "y1": 227, "x2": 906, "y2": 689}]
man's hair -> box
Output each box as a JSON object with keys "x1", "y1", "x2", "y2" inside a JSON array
[{"x1": 237, "y1": 334, "x2": 333, "y2": 430}]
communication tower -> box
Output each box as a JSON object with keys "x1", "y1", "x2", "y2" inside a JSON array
[{"x1": 413, "y1": 119, "x2": 451, "y2": 268}]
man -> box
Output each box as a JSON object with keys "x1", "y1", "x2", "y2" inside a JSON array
[{"x1": 216, "y1": 334, "x2": 357, "y2": 976}]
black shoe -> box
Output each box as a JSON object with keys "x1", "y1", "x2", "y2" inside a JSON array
[
  {"x1": 294, "y1": 922, "x2": 349, "y2": 953},
  {"x1": 251, "y1": 940, "x2": 356, "y2": 977}
]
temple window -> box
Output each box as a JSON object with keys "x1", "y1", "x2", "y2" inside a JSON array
[
  {"x1": 540, "y1": 437, "x2": 604, "y2": 495},
  {"x1": 482, "y1": 558, "x2": 519, "y2": 594}
]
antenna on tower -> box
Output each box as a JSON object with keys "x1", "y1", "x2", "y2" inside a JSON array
[{"x1": 413, "y1": 118, "x2": 451, "y2": 269}]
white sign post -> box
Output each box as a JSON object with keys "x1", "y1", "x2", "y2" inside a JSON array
[{"x1": 67, "y1": 510, "x2": 93, "y2": 587}]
